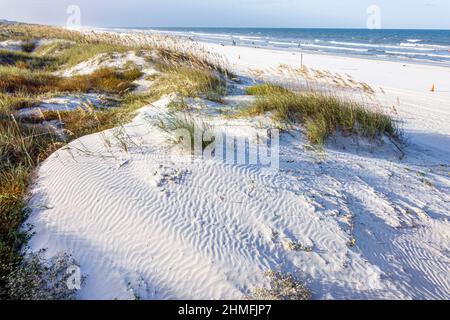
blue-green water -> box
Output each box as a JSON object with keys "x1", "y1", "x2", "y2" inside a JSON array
[{"x1": 108, "y1": 27, "x2": 450, "y2": 65}]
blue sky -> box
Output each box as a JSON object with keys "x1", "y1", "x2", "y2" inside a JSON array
[{"x1": 1, "y1": 0, "x2": 449, "y2": 29}]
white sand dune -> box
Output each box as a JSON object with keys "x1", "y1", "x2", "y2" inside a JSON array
[
  {"x1": 58, "y1": 50, "x2": 157, "y2": 93},
  {"x1": 25, "y1": 38, "x2": 450, "y2": 300},
  {"x1": 0, "y1": 39, "x2": 25, "y2": 51},
  {"x1": 17, "y1": 94, "x2": 113, "y2": 117},
  {"x1": 58, "y1": 51, "x2": 148, "y2": 77}
]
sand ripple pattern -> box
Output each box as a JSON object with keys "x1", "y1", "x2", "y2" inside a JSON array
[{"x1": 26, "y1": 101, "x2": 450, "y2": 300}]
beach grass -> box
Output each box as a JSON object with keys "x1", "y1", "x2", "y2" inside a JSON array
[
  {"x1": 242, "y1": 84, "x2": 400, "y2": 145},
  {"x1": 20, "y1": 41, "x2": 37, "y2": 53},
  {"x1": 0, "y1": 93, "x2": 39, "y2": 112},
  {"x1": 0, "y1": 65, "x2": 142, "y2": 95},
  {"x1": 46, "y1": 43, "x2": 129, "y2": 69},
  {"x1": 156, "y1": 112, "x2": 214, "y2": 154},
  {"x1": 0, "y1": 112, "x2": 61, "y2": 298},
  {"x1": 152, "y1": 65, "x2": 227, "y2": 100},
  {"x1": 0, "y1": 49, "x2": 56, "y2": 70},
  {"x1": 0, "y1": 24, "x2": 84, "y2": 43},
  {"x1": 245, "y1": 83, "x2": 290, "y2": 96}
]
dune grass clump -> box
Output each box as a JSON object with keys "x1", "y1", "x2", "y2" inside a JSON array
[
  {"x1": 0, "y1": 73, "x2": 142, "y2": 299},
  {"x1": 156, "y1": 47, "x2": 233, "y2": 79},
  {"x1": 0, "y1": 112, "x2": 61, "y2": 298},
  {"x1": 52, "y1": 43, "x2": 129, "y2": 69},
  {"x1": 20, "y1": 41, "x2": 37, "y2": 53},
  {"x1": 0, "y1": 66, "x2": 142, "y2": 95},
  {"x1": 167, "y1": 98, "x2": 191, "y2": 112},
  {"x1": 246, "y1": 271, "x2": 311, "y2": 300},
  {"x1": 36, "y1": 108, "x2": 124, "y2": 139},
  {"x1": 31, "y1": 91, "x2": 160, "y2": 139},
  {"x1": 153, "y1": 43, "x2": 233, "y2": 103},
  {"x1": 0, "y1": 24, "x2": 83, "y2": 42},
  {"x1": 243, "y1": 83, "x2": 399, "y2": 145},
  {"x1": 153, "y1": 66, "x2": 227, "y2": 101},
  {"x1": 1, "y1": 25, "x2": 127, "y2": 71},
  {"x1": 246, "y1": 83, "x2": 290, "y2": 96},
  {"x1": 0, "y1": 49, "x2": 55, "y2": 70},
  {"x1": 156, "y1": 112, "x2": 214, "y2": 154},
  {"x1": 0, "y1": 93, "x2": 38, "y2": 112},
  {"x1": 1, "y1": 41, "x2": 126, "y2": 73},
  {"x1": 64, "y1": 67, "x2": 143, "y2": 94}
]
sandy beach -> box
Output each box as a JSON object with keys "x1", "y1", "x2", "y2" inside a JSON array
[
  {"x1": 13, "y1": 28, "x2": 447, "y2": 300},
  {"x1": 202, "y1": 42, "x2": 450, "y2": 158}
]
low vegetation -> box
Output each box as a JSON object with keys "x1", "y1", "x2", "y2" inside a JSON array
[
  {"x1": 242, "y1": 83, "x2": 400, "y2": 145},
  {"x1": 156, "y1": 47, "x2": 233, "y2": 79},
  {"x1": 0, "y1": 49, "x2": 55, "y2": 69},
  {"x1": 0, "y1": 93, "x2": 38, "y2": 112},
  {"x1": 156, "y1": 112, "x2": 214, "y2": 154},
  {"x1": 0, "y1": 65, "x2": 142, "y2": 95},
  {"x1": 152, "y1": 65, "x2": 227, "y2": 101},
  {"x1": 167, "y1": 98, "x2": 191, "y2": 112},
  {"x1": 245, "y1": 83, "x2": 290, "y2": 96},
  {"x1": 20, "y1": 41, "x2": 37, "y2": 53},
  {"x1": 0, "y1": 93, "x2": 159, "y2": 300},
  {"x1": 1, "y1": 250, "x2": 83, "y2": 300},
  {"x1": 246, "y1": 270, "x2": 311, "y2": 300},
  {"x1": 0, "y1": 24, "x2": 84, "y2": 43},
  {"x1": 39, "y1": 42, "x2": 129, "y2": 70},
  {"x1": 0, "y1": 111, "x2": 61, "y2": 298}
]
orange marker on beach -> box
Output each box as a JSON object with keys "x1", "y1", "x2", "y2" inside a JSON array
[{"x1": 431, "y1": 84, "x2": 436, "y2": 92}]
